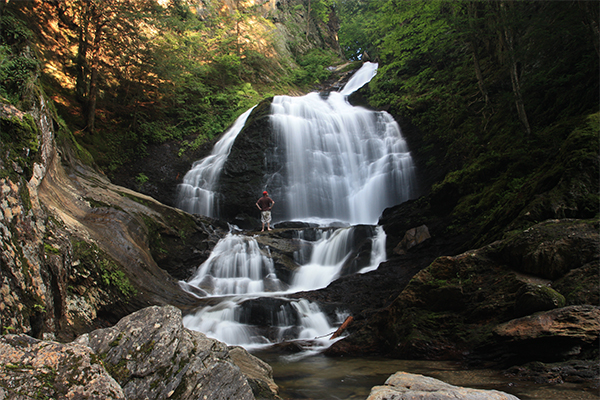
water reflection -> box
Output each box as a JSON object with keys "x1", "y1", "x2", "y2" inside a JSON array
[{"x1": 252, "y1": 353, "x2": 599, "y2": 400}]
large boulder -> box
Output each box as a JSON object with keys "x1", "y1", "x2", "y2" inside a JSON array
[
  {"x1": 0, "y1": 334, "x2": 125, "y2": 399},
  {"x1": 0, "y1": 305, "x2": 281, "y2": 400},
  {"x1": 492, "y1": 219, "x2": 599, "y2": 279},
  {"x1": 366, "y1": 372, "x2": 519, "y2": 400},
  {"x1": 75, "y1": 305, "x2": 279, "y2": 400},
  {"x1": 492, "y1": 305, "x2": 600, "y2": 363}
]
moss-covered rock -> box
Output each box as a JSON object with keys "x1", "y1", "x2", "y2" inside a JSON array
[
  {"x1": 328, "y1": 219, "x2": 599, "y2": 364},
  {"x1": 514, "y1": 284, "x2": 566, "y2": 317}
]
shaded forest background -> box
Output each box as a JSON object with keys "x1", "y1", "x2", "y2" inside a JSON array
[{"x1": 1, "y1": 0, "x2": 598, "y2": 245}]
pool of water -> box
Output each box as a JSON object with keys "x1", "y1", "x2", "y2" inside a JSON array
[{"x1": 253, "y1": 353, "x2": 599, "y2": 400}]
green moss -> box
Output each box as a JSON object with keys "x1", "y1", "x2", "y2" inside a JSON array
[
  {"x1": 99, "y1": 259, "x2": 137, "y2": 297},
  {"x1": 0, "y1": 114, "x2": 41, "y2": 181},
  {"x1": 72, "y1": 240, "x2": 137, "y2": 298},
  {"x1": 104, "y1": 358, "x2": 130, "y2": 384},
  {"x1": 43, "y1": 243, "x2": 60, "y2": 255},
  {"x1": 140, "y1": 339, "x2": 156, "y2": 355},
  {"x1": 109, "y1": 333, "x2": 124, "y2": 348}
]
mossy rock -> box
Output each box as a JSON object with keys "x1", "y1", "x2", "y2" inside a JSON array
[{"x1": 514, "y1": 284, "x2": 566, "y2": 317}]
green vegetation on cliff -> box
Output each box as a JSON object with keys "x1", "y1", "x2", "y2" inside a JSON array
[{"x1": 340, "y1": 0, "x2": 599, "y2": 244}]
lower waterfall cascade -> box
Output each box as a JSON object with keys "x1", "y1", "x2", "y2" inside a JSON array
[{"x1": 177, "y1": 63, "x2": 417, "y2": 353}]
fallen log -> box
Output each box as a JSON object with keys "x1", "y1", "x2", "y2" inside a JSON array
[{"x1": 330, "y1": 316, "x2": 353, "y2": 340}]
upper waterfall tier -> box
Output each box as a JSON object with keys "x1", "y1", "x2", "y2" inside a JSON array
[
  {"x1": 268, "y1": 90, "x2": 415, "y2": 225},
  {"x1": 176, "y1": 62, "x2": 416, "y2": 225}
]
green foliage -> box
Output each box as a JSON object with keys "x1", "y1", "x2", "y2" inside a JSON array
[
  {"x1": 0, "y1": 13, "x2": 39, "y2": 104},
  {"x1": 292, "y1": 48, "x2": 339, "y2": 87},
  {"x1": 310, "y1": 0, "x2": 336, "y2": 24},
  {"x1": 337, "y1": 0, "x2": 374, "y2": 60},
  {"x1": 135, "y1": 173, "x2": 149, "y2": 185}
]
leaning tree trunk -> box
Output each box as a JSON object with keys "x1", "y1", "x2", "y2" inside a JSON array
[
  {"x1": 497, "y1": 1, "x2": 531, "y2": 136},
  {"x1": 85, "y1": 20, "x2": 104, "y2": 135},
  {"x1": 504, "y1": 27, "x2": 530, "y2": 136}
]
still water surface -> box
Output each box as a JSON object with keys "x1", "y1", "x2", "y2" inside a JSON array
[{"x1": 254, "y1": 353, "x2": 599, "y2": 400}]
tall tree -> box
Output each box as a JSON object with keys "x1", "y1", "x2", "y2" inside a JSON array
[
  {"x1": 493, "y1": 1, "x2": 530, "y2": 135},
  {"x1": 51, "y1": 0, "x2": 156, "y2": 134}
]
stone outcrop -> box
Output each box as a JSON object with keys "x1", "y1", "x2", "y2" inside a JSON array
[
  {"x1": 0, "y1": 305, "x2": 280, "y2": 400},
  {"x1": 393, "y1": 224, "x2": 431, "y2": 254},
  {"x1": 76, "y1": 305, "x2": 280, "y2": 400},
  {"x1": 326, "y1": 219, "x2": 599, "y2": 365},
  {"x1": 492, "y1": 305, "x2": 600, "y2": 362},
  {"x1": 366, "y1": 372, "x2": 520, "y2": 400}
]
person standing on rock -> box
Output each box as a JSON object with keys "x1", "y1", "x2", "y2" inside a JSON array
[{"x1": 256, "y1": 191, "x2": 275, "y2": 232}]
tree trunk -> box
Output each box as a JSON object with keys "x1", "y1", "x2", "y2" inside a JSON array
[
  {"x1": 504, "y1": 28, "x2": 530, "y2": 136},
  {"x1": 466, "y1": 3, "x2": 489, "y2": 106},
  {"x1": 498, "y1": 1, "x2": 531, "y2": 136},
  {"x1": 0, "y1": 0, "x2": 8, "y2": 17},
  {"x1": 85, "y1": 20, "x2": 103, "y2": 135},
  {"x1": 306, "y1": 0, "x2": 311, "y2": 39},
  {"x1": 578, "y1": 1, "x2": 600, "y2": 58}
]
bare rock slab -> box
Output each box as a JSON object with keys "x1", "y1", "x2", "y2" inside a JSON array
[{"x1": 366, "y1": 371, "x2": 520, "y2": 400}]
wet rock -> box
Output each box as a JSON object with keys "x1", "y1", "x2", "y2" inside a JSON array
[
  {"x1": 228, "y1": 346, "x2": 283, "y2": 400},
  {"x1": 366, "y1": 371, "x2": 520, "y2": 400},
  {"x1": 328, "y1": 219, "x2": 599, "y2": 363},
  {"x1": 0, "y1": 334, "x2": 125, "y2": 399},
  {"x1": 218, "y1": 100, "x2": 276, "y2": 224},
  {"x1": 394, "y1": 224, "x2": 431, "y2": 254},
  {"x1": 553, "y1": 261, "x2": 599, "y2": 306},
  {"x1": 492, "y1": 219, "x2": 598, "y2": 279},
  {"x1": 505, "y1": 360, "x2": 599, "y2": 384}
]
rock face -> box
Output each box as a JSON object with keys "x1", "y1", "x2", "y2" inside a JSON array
[
  {"x1": 492, "y1": 305, "x2": 600, "y2": 362},
  {"x1": 393, "y1": 224, "x2": 431, "y2": 254},
  {"x1": 0, "y1": 306, "x2": 280, "y2": 400},
  {"x1": 218, "y1": 99, "x2": 276, "y2": 225},
  {"x1": 1, "y1": 97, "x2": 229, "y2": 342},
  {"x1": 366, "y1": 372, "x2": 520, "y2": 400}
]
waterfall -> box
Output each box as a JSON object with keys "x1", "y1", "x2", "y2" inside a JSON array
[
  {"x1": 268, "y1": 64, "x2": 415, "y2": 225},
  {"x1": 178, "y1": 63, "x2": 416, "y2": 352},
  {"x1": 176, "y1": 106, "x2": 256, "y2": 217}
]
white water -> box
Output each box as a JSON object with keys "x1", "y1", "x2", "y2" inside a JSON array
[
  {"x1": 176, "y1": 106, "x2": 256, "y2": 217},
  {"x1": 185, "y1": 233, "x2": 284, "y2": 296},
  {"x1": 269, "y1": 66, "x2": 415, "y2": 225},
  {"x1": 179, "y1": 63, "x2": 416, "y2": 351}
]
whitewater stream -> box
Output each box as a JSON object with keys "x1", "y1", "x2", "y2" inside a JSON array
[{"x1": 176, "y1": 62, "x2": 415, "y2": 353}]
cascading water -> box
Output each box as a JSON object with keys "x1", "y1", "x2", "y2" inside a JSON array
[
  {"x1": 176, "y1": 106, "x2": 256, "y2": 217},
  {"x1": 269, "y1": 91, "x2": 415, "y2": 225},
  {"x1": 178, "y1": 62, "x2": 417, "y2": 352}
]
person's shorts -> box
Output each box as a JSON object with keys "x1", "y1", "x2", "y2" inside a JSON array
[{"x1": 261, "y1": 211, "x2": 271, "y2": 224}]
